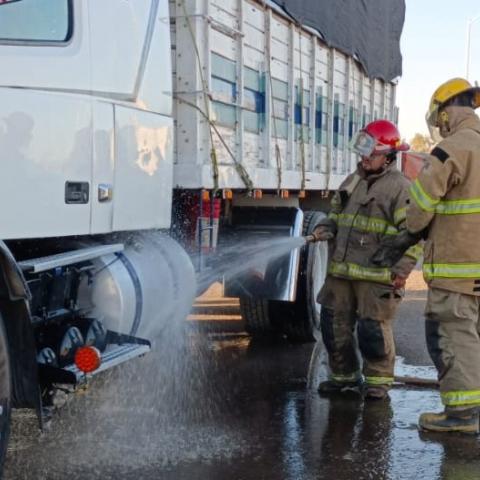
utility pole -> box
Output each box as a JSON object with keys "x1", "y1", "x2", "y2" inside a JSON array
[{"x1": 466, "y1": 14, "x2": 480, "y2": 80}]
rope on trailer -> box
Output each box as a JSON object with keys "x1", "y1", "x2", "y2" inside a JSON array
[
  {"x1": 174, "y1": 96, "x2": 254, "y2": 191},
  {"x1": 178, "y1": 0, "x2": 253, "y2": 193}
]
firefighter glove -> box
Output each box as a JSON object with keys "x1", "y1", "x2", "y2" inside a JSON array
[{"x1": 311, "y1": 218, "x2": 337, "y2": 242}]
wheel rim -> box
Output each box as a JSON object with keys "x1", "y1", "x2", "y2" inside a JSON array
[{"x1": 309, "y1": 240, "x2": 328, "y2": 331}]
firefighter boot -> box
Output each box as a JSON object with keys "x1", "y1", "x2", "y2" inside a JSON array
[
  {"x1": 364, "y1": 385, "x2": 390, "y2": 401},
  {"x1": 318, "y1": 378, "x2": 363, "y2": 395},
  {"x1": 419, "y1": 407, "x2": 480, "y2": 434}
]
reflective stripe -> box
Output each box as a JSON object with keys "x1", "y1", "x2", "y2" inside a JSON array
[
  {"x1": 328, "y1": 212, "x2": 339, "y2": 222},
  {"x1": 336, "y1": 213, "x2": 399, "y2": 236},
  {"x1": 410, "y1": 179, "x2": 439, "y2": 212},
  {"x1": 331, "y1": 371, "x2": 362, "y2": 383},
  {"x1": 394, "y1": 207, "x2": 407, "y2": 225},
  {"x1": 329, "y1": 261, "x2": 392, "y2": 284},
  {"x1": 423, "y1": 263, "x2": 480, "y2": 279},
  {"x1": 435, "y1": 199, "x2": 480, "y2": 215},
  {"x1": 411, "y1": 179, "x2": 480, "y2": 215},
  {"x1": 441, "y1": 390, "x2": 480, "y2": 407},
  {"x1": 365, "y1": 376, "x2": 394, "y2": 386},
  {"x1": 405, "y1": 244, "x2": 423, "y2": 261}
]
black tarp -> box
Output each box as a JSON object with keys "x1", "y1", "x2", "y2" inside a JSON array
[{"x1": 271, "y1": 0, "x2": 405, "y2": 82}]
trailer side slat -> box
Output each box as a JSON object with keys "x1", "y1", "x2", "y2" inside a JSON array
[{"x1": 172, "y1": 0, "x2": 398, "y2": 191}]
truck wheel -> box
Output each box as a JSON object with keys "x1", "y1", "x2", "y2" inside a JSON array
[
  {"x1": 278, "y1": 210, "x2": 329, "y2": 342},
  {"x1": 0, "y1": 315, "x2": 11, "y2": 474},
  {"x1": 239, "y1": 297, "x2": 275, "y2": 337}
]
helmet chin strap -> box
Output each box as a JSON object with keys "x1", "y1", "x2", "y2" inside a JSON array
[{"x1": 439, "y1": 110, "x2": 450, "y2": 136}]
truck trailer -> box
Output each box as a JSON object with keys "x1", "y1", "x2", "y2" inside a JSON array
[
  {"x1": 0, "y1": 0, "x2": 405, "y2": 473},
  {"x1": 170, "y1": 0, "x2": 404, "y2": 341}
]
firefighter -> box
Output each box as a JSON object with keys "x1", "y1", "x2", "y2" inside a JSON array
[
  {"x1": 373, "y1": 78, "x2": 480, "y2": 433},
  {"x1": 312, "y1": 119, "x2": 421, "y2": 400}
]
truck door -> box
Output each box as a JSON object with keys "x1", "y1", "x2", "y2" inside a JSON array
[
  {"x1": 88, "y1": 0, "x2": 174, "y2": 233},
  {"x1": 0, "y1": 0, "x2": 93, "y2": 239}
]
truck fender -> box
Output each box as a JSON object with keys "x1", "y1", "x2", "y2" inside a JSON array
[
  {"x1": 0, "y1": 241, "x2": 39, "y2": 411},
  {"x1": 0, "y1": 240, "x2": 30, "y2": 301}
]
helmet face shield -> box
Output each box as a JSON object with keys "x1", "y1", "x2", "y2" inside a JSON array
[
  {"x1": 426, "y1": 102, "x2": 439, "y2": 128},
  {"x1": 351, "y1": 120, "x2": 409, "y2": 158},
  {"x1": 426, "y1": 110, "x2": 443, "y2": 142},
  {"x1": 350, "y1": 131, "x2": 376, "y2": 157}
]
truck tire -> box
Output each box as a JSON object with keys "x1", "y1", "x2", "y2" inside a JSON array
[
  {"x1": 277, "y1": 210, "x2": 329, "y2": 342},
  {"x1": 239, "y1": 297, "x2": 275, "y2": 337},
  {"x1": 0, "y1": 315, "x2": 11, "y2": 475}
]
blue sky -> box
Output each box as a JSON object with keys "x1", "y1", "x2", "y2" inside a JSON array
[{"x1": 397, "y1": 0, "x2": 480, "y2": 142}]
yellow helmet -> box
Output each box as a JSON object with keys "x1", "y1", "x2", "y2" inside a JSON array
[{"x1": 426, "y1": 77, "x2": 480, "y2": 127}]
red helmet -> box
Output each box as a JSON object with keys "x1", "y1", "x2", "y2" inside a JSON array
[{"x1": 352, "y1": 119, "x2": 409, "y2": 157}]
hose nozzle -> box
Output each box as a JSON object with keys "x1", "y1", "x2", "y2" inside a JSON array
[{"x1": 304, "y1": 232, "x2": 334, "y2": 243}]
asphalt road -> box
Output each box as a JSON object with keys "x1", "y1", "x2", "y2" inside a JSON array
[
  {"x1": 394, "y1": 271, "x2": 431, "y2": 366},
  {"x1": 5, "y1": 272, "x2": 480, "y2": 480}
]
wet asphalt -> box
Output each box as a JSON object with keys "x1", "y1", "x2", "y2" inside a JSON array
[{"x1": 4, "y1": 278, "x2": 480, "y2": 480}]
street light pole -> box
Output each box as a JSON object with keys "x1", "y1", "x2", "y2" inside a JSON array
[{"x1": 466, "y1": 14, "x2": 480, "y2": 80}]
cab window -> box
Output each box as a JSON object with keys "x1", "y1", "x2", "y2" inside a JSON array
[{"x1": 0, "y1": 0, "x2": 72, "y2": 43}]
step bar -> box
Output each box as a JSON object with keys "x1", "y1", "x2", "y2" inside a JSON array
[
  {"x1": 64, "y1": 342, "x2": 151, "y2": 383},
  {"x1": 19, "y1": 244, "x2": 125, "y2": 273},
  {"x1": 38, "y1": 331, "x2": 151, "y2": 385}
]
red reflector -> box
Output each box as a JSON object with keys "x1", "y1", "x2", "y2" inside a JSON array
[{"x1": 74, "y1": 346, "x2": 101, "y2": 373}]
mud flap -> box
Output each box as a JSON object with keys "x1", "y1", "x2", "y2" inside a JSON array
[{"x1": 223, "y1": 207, "x2": 303, "y2": 301}]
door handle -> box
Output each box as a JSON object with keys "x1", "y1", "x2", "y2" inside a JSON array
[
  {"x1": 65, "y1": 182, "x2": 89, "y2": 204},
  {"x1": 98, "y1": 184, "x2": 113, "y2": 202}
]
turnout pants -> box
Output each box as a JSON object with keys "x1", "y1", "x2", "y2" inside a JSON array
[
  {"x1": 318, "y1": 275, "x2": 402, "y2": 387},
  {"x1": 425, "y1": 288, "x2": 480, "y2": 408}
]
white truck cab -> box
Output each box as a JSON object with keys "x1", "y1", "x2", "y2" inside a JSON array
[
  {"x1": 0, "y1": 1, "x2": 196, "y2": 472},
  {"x1": 0, "y1": 0, "x2": 174, "y2": 238}
]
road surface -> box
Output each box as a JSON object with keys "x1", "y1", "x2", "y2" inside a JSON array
[{"x1": 5, "y1": 272, "x2": 480, "y2": 480}]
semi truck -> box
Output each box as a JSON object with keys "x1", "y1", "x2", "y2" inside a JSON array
[{"x1": 0, "y1": 0, "x2": 405, "y2": 473}]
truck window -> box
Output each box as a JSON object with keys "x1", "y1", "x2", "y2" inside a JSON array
[
  {"x1": 333, "y1": 96, "x2": 345, "y2": 149},
  {"x1": 315, "y1": 90, "x2": 328, "y2": 146},
  {"x1": 244, "y1": 67, "x2": 265, "y2": 134},
  {"x1": 362, "y1": 105, "x2": 371, "y2": 128},
  {"x1": 348, "y1": 104, "x2": 358, "y2": 141},
  {"x1": 294, "y1": 84, "x2": 310, "y2": 143},
  {"x1": 211, "y1": 53, "x2": 237, "y2": 128},
  {"x1": 0, "y1": 0, "x2": 72, "y2": 43},
  {"x1": 271, "y1": 78, "x2": 288, "y2": 139}
]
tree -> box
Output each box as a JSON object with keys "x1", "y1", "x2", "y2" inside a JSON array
[{"x1": 409, "y1": 133, "x2": 434, "y2": 153}]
